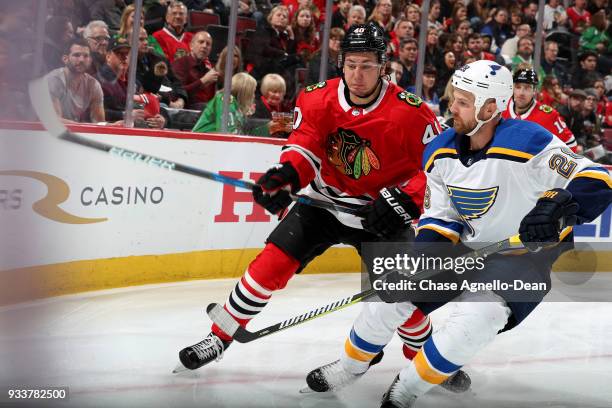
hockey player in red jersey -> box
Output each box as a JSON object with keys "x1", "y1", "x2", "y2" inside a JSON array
[
  {"x1": 175, "y1": 23, "x2": 469, "y2": 392},
  {"x1": 502, "y1": 66, "x2": 578, "y2": 152}
]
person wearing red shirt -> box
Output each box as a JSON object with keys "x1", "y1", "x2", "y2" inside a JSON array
[
  {"x1": 171, "y1": 31, "x2": 218, "y2": 109},
  {"x1": 566, "y1": 0, "x2": 591, "y2": 34},
  {"x1": 464, "y1": 33, "x2": 495, "y2": 61},
  {"x1": 152, "y1": 1, "x2": 193, "y2": 63},
  {"x1": 502, "y1": 67, "x2": 577, "y2": 152}
]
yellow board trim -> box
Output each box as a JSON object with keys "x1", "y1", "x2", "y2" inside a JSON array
[
  {"x1": 0, "y1": 247, "x2": 361, "y2": 306},
  {"x1": 424, "y1": 148, "x2": 457, "y2": 172},
  {"x1": 573, "y1": 171, "x2": 612, "y2": 189},
  {"x1": 486, "y1": 147, "x2": 534, "y2": 160},
  {"x1": 413, "y1": 351, "x2": 449, "y2": 385}
]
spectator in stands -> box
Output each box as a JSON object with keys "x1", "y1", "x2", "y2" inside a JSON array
[
  {"x1": 464, "y1": 32, "x2": 494, "y2": 61},
  {"x1": 118, "y1": 4, "x2": 165, "y2": 57},
  {"x1": 444, "y1": 33, "x2": 465, "y2": 61},
  {"x1": 481, "y1": 7, "x2": 511, "y2": 48},
  {"x1": 292, "y1": 7, "x2": 320, "y2": 65},
  {"x1": 539, "y1": 75, "x2": 568, "y2": 109},
  {"x1": 572, "y1": 51, "x2": 601, "y2": 90},
  {"x1": 248, "y1": 6, "x2": 298, "y2": 95},
  {"x1": 252, "y1": 73, "x2": 292, "y2": 137},
  {"x1": 284, "y1": 0, "x2": 321, "y2": 28},
  {"x1": 593, "y1": 78, "x2": 610, "y2": 118},
  {"x1": 540, "y1": 40, "x2": 571, "y2": 88},
  {"x1": 307, "y1": 27, "x2": 344, "y2": 84},
  {"x1": 500, "y1": 23, "x2": 531, "y2": 61},
  {"x1": 467, "y1": 0, "x2": 489, "y2": 31},
  {"x1": 544, "y1": 0, "x2": 568, "y2": 31},
  {"x1": 46, "y1": 38, "x2": 105, "y2": 123},
  {"x1": 131, "y1": 27, "x2": 188, "y2": 109},
  {"x1": 97, "y1": 36, "x2": 166, "y2": 128},
  {"x1": 83, "y1": 20, "x2": 111, "y2": 77},
  {"x1": 44, "y1": 16, "x2": 75, "y2": 71},
  {"x1": 388, "y1": 61, "x2": 404, "y2": 85},
  {"x1": 580, "y1": 10, "x2": 611, "y2": 54},
  {"x1": 407, "y1": 65, "x2": 440, "y2": 115},
  {"x1": 215, "y1": 45, "x2": 243, "y2": 90},
  {"x1": 559, "y1": 88, "x2": 587, "y2": 144},
  {"x1": 437, "y1": 50, "x2": 457, "y2": 96},
  {"x1": 332, "y1": 0, "x2": 351, "y2": 30},
  {"x1": 522, "y1": 1, "x2": 539, "y2": 32},
  {"x1": 444, "y1": 3, "x2": 468, "y2": 33},
  {"x1": 511, "y1": 36, "x2": 535, "y2": 71},
  {"x1": 90, "y1": 0, "x2": 126, "y2": 32},
  {"x1": 424, "y1": 27, "x2": 443, "y2": 67},
  {"x1": 567, "y1": 0, "x2": 591, "y2": 35},
  {"x1": 583, "y1": 88, "x2": 600, "y2": 128},
  {"x1": 367, "y1": 0, "x2": 394, "y2": 35},
  {"x1": 397, "y1": 37, "x2": 418, "y2": 89},
  {"x1": 389, "y1": 18, "x2": 414, "y2": 59},
  {"x1": 426, "y1": 0, "x2": 443, "y2": 33},
  {"x1": 508, "y1": 6, "x2": 523, "y2": 33},
  {"x1": 192, "y1": 72, "x2": 257, "y2": 134},
  {"x1": 454, "y1": 20, "x2": 471, "y2": 41},
  {"x1": 153, "y1": 1, "x2": 194, "y2": 63},
  {"x1": 347, "y1": 5, "x2": 367, "y2": 30},
  {"x1": 172, "y1": 31, "x2": 217, "y2": 110},
  {"x1": 404, "y1": 4, "x2": 420, "y2": 34}
]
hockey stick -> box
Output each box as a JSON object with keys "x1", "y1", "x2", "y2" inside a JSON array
[
  {"x1": 208, "y1": 234, "x2": 523, "y2": 343},
  {"x1": 27, "y1": 78, "x2": 361, "y2": 216}
]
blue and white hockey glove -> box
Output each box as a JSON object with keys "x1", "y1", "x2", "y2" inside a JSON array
[
  {"x1": 359, "y1": 187, "x2": 421, "y2": 239},
  {"x1": 252, "y1": 162, "x2": 300, "y2": 215},
  {"x1": 519, "y1": 188, "x2": 579, "y2": 252}
]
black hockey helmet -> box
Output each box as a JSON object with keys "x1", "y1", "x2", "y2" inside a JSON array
[
  {"x1": 513, "y1": 67, "x2": 538, "y2": 86},
  {"x1": 339, "y1": 23, "x2": 388, "y2": 66}
]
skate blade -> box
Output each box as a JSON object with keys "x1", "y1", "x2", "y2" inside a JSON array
[
  {"x1": 299, "y1": 385, "x2": 316, "y2": 394},
  {"x1": 172, "y1": 362, "x2": 189, "y2": 374}
]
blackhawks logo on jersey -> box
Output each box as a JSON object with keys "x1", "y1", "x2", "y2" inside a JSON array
[
  {"x1": 539, "y1": 104, "x2": 553, "y2": 114},
  {"x1": 305, "y1": 81, "x2": 326, "y2": 93},
  {"x1": 326, "y1": 128, "x2": 380, "y2": 179},
  {"x1": 397, "y1": 91, "x2": 423, "y2": 107}
]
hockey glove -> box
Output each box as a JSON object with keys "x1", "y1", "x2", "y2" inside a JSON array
[
  {"x1": 252, "y1": 162, "x2": 300, "y2": 215},
  {"x1": 519, "y1": 188, "x2": 579, "y2": 252},
  {"x1": 359, "y1": 187, "x2": 421, "y2": 239}
]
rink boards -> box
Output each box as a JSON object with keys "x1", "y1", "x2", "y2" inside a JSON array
[{"x1": 0, "y1": 121, "x2": 610, "y2": 304}]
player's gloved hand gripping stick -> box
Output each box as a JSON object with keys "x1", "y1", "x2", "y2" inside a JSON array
[
  {"x1": 27, "y1": 78, "x2": 360, "y2": 216},
  {"x1": 208, "y1": 234, "x2": 523, "y2": 343}
]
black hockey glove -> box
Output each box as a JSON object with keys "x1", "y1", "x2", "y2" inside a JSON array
[
  {"x1": 252, "y1": 162, "x2": 300, "y2": 215},
  {"x1": 359, "y1": 187, "x2": 421, "y2": 239},
  {"x1": 519, "y1": 188, "x2": 579, "y2": 252}
]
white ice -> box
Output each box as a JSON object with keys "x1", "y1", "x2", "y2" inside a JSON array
[{"x1": 1, "y1": 272, "x2": 612, "y2": 408}]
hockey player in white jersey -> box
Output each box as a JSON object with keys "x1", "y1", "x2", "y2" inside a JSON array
[{"x1": 304, "y1": 60, "x2": 612, "y2": 407}]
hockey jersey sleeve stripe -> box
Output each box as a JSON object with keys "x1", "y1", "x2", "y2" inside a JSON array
[
  {"x1": 572, "y1": 170, "x2": 612, "y2": 189},
  {"x1": 485, "y1": 147, "x2": 534, "y2": 162},
  {"x1": 424, "y1": 148, "x2": 458, "y2": 173},
  {"x1": 416, "y1": 225, "x2": 460, "y2": 243},
  {"x1": 418, "y1": 217, "x2": 463, "y2": 233}
]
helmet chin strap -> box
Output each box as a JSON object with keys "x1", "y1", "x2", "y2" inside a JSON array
[{"x1": 465, "y1": 106, "x2": 499, "y2": 137}]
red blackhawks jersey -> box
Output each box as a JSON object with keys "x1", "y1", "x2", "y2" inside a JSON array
[
  {"x1": 152, "y1": 27, "x2": 193, "y2": 63},
  {"x1": 280, "y1": 77, "x2": 440, "y2": 228},
  {"x1": 502, "y1": 98, "x2": 577, "y2": 152}
]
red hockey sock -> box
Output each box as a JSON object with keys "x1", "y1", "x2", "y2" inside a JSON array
[{"x1": 396, "y1": 308, "x2": 432, "y2": 360}]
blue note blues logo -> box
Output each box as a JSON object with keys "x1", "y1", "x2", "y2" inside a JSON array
[
  {"x1": 447, "y1": 186, "x2": 499, "y2": 236},
  {"x1": 489, "y1": 64, "x2": 502, "y2": 75}
]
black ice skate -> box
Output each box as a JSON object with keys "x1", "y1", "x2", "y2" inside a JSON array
[
  {"x1": 173, "y1": 333, "x2": 232, "y2": 373},
  {"x1": 301, "y1": 351, "x2": 384, "y2": 393},
  {"x1": 439, "y1": 370, "x2": 471, "y2": 393},
  {"x1": 380, "y1": 374, "x2": 417, "y2": 408}
]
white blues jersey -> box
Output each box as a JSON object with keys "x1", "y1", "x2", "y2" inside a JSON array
[{"x1": 417, "y1": 118, "x2": 612, "y2": 247}]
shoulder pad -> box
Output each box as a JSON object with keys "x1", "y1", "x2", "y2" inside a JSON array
[
  {"x1": 304, "y1": 81, "x2": 327, "y2": 93},
  {"x1": 397, "y1": 91, "x2": 423, "y2": 107},
  {"x1": 539, "y1": 104, "x2": 553, "y2": 114}
]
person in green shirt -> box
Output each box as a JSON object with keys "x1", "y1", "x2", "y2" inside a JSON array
[
  {"x1": 579, "y1": 10, "x2": 611, "y2": 54},
  {"x1": 118, "y1": 4, "x2": 165, "y2": 58},
  {"x1": 192, "y1": 72, "x2": 257, "y2": 133}
]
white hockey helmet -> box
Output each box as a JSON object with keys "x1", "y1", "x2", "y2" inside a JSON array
[{"x1": 451, "y1": 60, "x2": 513, "y2": 136}]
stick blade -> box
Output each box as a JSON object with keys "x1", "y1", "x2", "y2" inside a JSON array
[{"x1": 206, "y1": 303, "x2": 240, "y2": 337}]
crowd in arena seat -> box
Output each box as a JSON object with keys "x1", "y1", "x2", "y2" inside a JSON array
[{"x1": 0, "y1": 0, "x2": 611, "y2": 161}]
